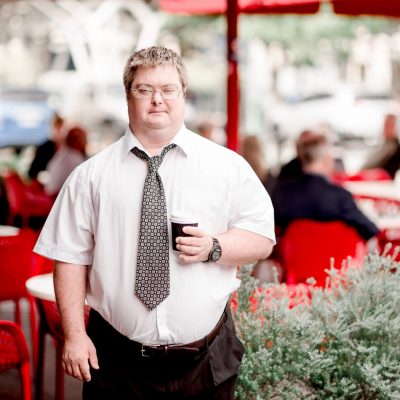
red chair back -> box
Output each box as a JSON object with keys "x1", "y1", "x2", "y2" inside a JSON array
[
  {"x1": 2, "y1": 172, "x2": 26, "y2": 220},
  {"x1": 0, "y1": 320, "x2": 32, "y2": 400},
  {"x1": 0, "y1": 229, "x2": 37, "y2": 302},
  {"x1": 281, "y1": 219, "x2": 366, "y2": 286},
  {"x1": 2, "y1": 171, "x2": 53, "y2": 226}
]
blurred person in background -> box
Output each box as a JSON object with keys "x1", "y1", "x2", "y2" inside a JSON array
[
  {"x1": 362, "y1": 113, "x2": 400, "y2": 179},
  {"x1": 28, "y1": 112, "x2": 65, "y2": 181},
  {"x1": 273, "y1": 132, "x2": 379, "y2": 241},
  {"x1": 44, "y1": 125, "x2": 87, "y2": 197},
  {"x1": 276, "y1": 127, "x2": 345, "y2": 185},
  {"x1": 239, "y1": 134, "x2": 276, "y2": 194},
  {"x1": 276, "y1": 130, "x2": 315, "y2": 182}
]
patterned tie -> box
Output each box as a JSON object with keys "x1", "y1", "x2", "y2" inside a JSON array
[{"x1": 131, "y1": 144, "x2": 176, "y2": 310}]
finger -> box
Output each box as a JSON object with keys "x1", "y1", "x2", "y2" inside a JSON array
[
  {"x1": 80, "y1": 361, "x2": 92, "y2": 382},
  {"x1": 72, "y1": 363, "x2": 84, "y2": 381},
  {"x1": 63, "y1": 358, "x2": 77, "y2": 378},
  {"x1": 182, "y1": 226, "x2": 205, "y2": 236},
  {"x1": 89, "y1": 349, "x2": 100, "y2": 370},
  {"x1": 176, "y1": 236, "x2": 202, "y2": 247},
  {"x1": 176, "y1": 244, "x2": 200, "y2": 255},
  {"x1": 62, "y1": 360, "x2": 72, "y2": 376}
]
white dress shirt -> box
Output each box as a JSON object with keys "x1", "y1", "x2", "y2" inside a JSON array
[{"x1": 34, "y1": 125, "x2": 275, "y2": 345}]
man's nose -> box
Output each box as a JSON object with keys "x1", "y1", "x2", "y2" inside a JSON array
[{"x1": 151, "y1": 90, "x2": 163, "y2": 104}]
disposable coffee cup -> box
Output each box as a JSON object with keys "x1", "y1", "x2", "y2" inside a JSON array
[{"x1": 170, "y1": 214, "x2": 198, "y2": 251}]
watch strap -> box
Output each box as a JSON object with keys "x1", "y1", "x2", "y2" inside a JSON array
[{"x1": 206, "y1": 237, "x2": 222, "y2": 262}]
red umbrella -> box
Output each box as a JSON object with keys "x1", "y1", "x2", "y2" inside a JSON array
[
  {"x1": 160, "y1": 0, "x2": 320, "y2": 14},
  {"x1": 159, "y1": 0, "x2": 400, "y2": 151},
  {"x1": 332, "y1": 0, "x2": 400, "y2": 18}
]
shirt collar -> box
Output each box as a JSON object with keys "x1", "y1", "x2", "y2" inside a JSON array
[{"x1": 121, "y1": 124, "x2": 192, "y2": 161}]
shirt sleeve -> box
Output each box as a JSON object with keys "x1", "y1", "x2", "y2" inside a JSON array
[
  {"x1": 34, "y1": 164, "x2": 95, "y2": 265},
  {"x1": 229, "y1": 156, "x2": 276, "y2": 244}
]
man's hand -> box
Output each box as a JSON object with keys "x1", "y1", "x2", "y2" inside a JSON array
[
  {"x1": 176, "y1": 226, "x2": 213, "y2": 263},
  {"x1": 62, "y1": 333, "x2": 99, "y2": 382}
]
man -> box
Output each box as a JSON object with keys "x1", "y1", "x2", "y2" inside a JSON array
[
  {"x1": 273, "y1": 132, "x2": 379, "y2": 241},
  {"x1": 28, "y1": 112, "x2": 65, "y2": 180},
  {"x1": 34, "y1": 46, "x2": 275, "y2": 399},
  {"x1": 276, "y1": 130, "x2": 315, "y2": 182},
  {"x1": 362, "y1": 113, "x2": 400, "y2": 179}
]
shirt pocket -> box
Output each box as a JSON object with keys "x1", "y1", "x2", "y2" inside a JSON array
[{"x1": 176, "y1": 188, "x2": 224, "y2": 231}]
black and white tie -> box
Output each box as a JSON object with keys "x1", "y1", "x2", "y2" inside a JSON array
[{"x1": 131, "y1": 144, "x2": 176, "y2": 310}]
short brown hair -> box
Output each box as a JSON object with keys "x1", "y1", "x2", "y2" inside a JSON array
[
  {"x1": 297, "y1": 132, "x2": 328, "y2": 167},
  {"x1": 122, "y1": 46, "x2": 187, "y2": 100}
]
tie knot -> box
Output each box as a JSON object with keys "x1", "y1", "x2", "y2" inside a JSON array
[
  {"x1": 148, "y1": 156, "x2": 162, "y2": 172},
  {"x1": 131, "y1": 144, "x2": 177, "y2": 173}
]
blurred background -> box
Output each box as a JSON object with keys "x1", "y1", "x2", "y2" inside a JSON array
[{"x1": 1, "y1": 0, "x2": 400, "y2": 175}]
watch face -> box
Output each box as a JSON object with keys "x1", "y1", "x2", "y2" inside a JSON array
[{"x1": 211, "y1": 249, "x2": 221, "y2": 262}]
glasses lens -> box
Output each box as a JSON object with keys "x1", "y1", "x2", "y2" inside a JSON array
[
  {"x1": 133, "y1": 88, "x2": 152, "y2": 98},
  {"x1": 161, "y1": 88, "x2": 179, "y2": 100},
  {"x1": 132, "y1": 86, "x2": 181, "y2": 100}
]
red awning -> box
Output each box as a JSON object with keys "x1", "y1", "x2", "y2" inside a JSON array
[
  {"x1": 240, "y1": 0, "x2": 320, "y2": 14},
  {"x1": 333, "y1": 0, "x2": 400, "y2": 18},
  {"x1": 159, "y1": 0, "x2": 225, "y2": 14},
  {"x1": 160, "y1": 0, "x2": 400, "y2": 17},
  {"x1": 159, "y1": 0, "x2": 320, "y2": 15}
]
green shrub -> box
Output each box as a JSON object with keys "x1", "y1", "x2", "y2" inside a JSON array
[{"x1": 233, "y1": 250, "x2": 400, "y2": 399}]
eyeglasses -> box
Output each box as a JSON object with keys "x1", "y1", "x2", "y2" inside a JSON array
[{"x1": 131, "y1": 85, "x2": 183, "y2": 100}]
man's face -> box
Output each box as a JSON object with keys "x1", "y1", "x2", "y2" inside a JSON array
[{"x1": 127, "y1": 64, "x2": 185, "y2": 136}]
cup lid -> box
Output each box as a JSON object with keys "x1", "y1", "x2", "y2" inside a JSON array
[{"x1": 170, "y1": 213, "x2": 198, "y2": 223}]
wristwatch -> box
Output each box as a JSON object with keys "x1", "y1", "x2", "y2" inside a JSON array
[{"x1": 206, "y1": 237, "x2": 222, "y2": 263}]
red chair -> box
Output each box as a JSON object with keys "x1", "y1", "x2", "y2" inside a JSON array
[
  {"x1": 348, "y1": 168, "x2": 392, "y2": 181},
  {"x1": 0, "y1": 229, "x2": 40, "y2": 369},
  {"x1": 281, "y1": 219, "x2": 366, "y2": 286},
  {"x1": 332, "y1": 168, "x2": 392, "y2": 186},
  {"x1": 0, "y1": 320, "x2": 32, "y2": 400},
  {"x1": 2, "y1": 172, "x2": 53, "y2": 227}
]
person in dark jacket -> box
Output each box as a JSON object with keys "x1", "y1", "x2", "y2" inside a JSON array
[
  {"x1": 273, "y1": 132, "x2": 379, "y2": 241},
  {"x1": 28, "y1": 112, "x2": 65, "y2": 180}
]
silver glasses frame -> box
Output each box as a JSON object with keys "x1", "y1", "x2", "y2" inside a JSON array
[{"x1": 130, "y1": 85, "x2": 183, "y2": 100}]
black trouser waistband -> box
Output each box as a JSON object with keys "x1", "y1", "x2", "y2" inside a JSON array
[{"x1": 88, "y1": 308, "x2": 228, "y2": 359}]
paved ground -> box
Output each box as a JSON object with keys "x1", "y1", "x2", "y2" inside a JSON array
[{"x1": 0, "y1": 300, "x2": 82, "y2": 400}]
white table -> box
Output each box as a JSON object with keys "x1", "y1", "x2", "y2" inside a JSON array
[
  {"x1": 356, "y1": 197, "x2": 400, "y2": 231},
  {"x1": 25, "y1": 273, "x2": 55, "y2": 302},
  {"x1": 344, "y1": 181, "x2": 400, "y2": 202},
  {"x1": 0, "y1": 225, "x2": 20, "y2": 236}
]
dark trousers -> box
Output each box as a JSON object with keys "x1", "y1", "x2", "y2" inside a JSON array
[{"x1": 83, "y1": 308, "x2": 244, "y2": 400}]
